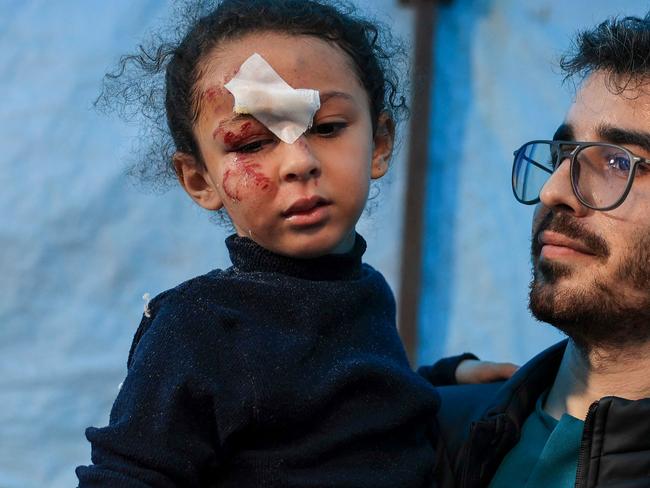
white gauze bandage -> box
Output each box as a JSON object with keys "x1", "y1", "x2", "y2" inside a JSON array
[{"x1": 224, "y1": 53, "x2": 321, "y2": 144}]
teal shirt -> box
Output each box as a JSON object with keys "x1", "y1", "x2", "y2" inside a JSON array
[{"x1": 488, "y1": 392, "x2": 584, "y2": 488}]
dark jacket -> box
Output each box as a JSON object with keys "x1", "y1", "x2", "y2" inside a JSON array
[
  {"x1": 77, "y1": 234, "x2": 442, "y2": 488},
  {"x1": 434, "y1": 340, "x2": 650, "y2": 488}
]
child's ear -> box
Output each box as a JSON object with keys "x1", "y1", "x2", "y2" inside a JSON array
[
  {"x1": 173, "y1": 152, "x2": 223, "y2": 211},
  {"x1": 371, "y1": 113, "x2": 394, "y2": 179}
]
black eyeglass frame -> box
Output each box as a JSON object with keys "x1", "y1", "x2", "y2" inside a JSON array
[{"x1": 512, "y1": 139, "x2": 650, "y2": 211}]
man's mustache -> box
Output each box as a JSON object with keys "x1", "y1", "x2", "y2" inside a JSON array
[{"x1": 532, "y1": 211, "x2": 610, "y2": 259}]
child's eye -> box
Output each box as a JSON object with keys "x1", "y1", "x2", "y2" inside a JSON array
[
  {"x1": 231, "y1": 139, "x2": 273, "y2": 153},
  {"x1": 311, "y1": 122, "x2": 347, "y2": 137}
]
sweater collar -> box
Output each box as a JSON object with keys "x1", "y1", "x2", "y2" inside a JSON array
[{"x1": 225, "y1": 233, "x2": 366, "y2": 281}]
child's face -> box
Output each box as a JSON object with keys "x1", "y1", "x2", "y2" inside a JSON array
[{"x1": 175, "y1": 32, "x2": 393, "y2": 258}]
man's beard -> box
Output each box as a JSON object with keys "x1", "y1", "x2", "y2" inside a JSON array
[{"x1": 529, "y1": 211, "x2": 650, "y2": 352}]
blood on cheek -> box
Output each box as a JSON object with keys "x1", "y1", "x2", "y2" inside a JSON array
[
  {"x1": 221, "y1": 154, "x2": 272, "y2": 202},
  {"x1": 216, "y1": 122, "x2": 272, "y2": 202},
  {"x1": 211, "y1": 121, "x2": 272, "y2": 201}
]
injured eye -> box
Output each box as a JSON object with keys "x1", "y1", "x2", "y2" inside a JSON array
[{"x1": 229, "y1": 139, "x2": 275, "y2": 154}]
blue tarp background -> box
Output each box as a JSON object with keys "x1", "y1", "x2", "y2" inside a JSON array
[{"x1": 1, "y1": 1, "x2": 647, "y2": 486}]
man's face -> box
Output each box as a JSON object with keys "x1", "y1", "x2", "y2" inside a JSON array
[{"x1": 529, "y1": 71, "x2": 650, "y2": 350}]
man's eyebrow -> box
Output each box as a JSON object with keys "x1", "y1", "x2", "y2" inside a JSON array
[
  {"x1": 597, "y1": 124, "x2": 650, "y2": 153},
  {"x1": 319, "y1": 91, "x2": 355, "y2": 104},
  {"x1": 552, "y1": 123, "x2": 575, "y2": 141}
]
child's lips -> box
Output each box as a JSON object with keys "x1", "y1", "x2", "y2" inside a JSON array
[{"x1": 282, "y1": 196, "x2": 331, "y2": 226}]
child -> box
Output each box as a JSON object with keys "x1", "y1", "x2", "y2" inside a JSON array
[{"x1": 76, "y1": 1, "x2": 507, "y2": 486}]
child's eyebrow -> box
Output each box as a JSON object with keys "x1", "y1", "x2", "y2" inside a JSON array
[
  {"x1": 215, "y1": 114, "x2": 257, "y2": 131},
  {"x1": 319, "y1": 91, "x2": 355, "y2": 104},
  {"x1": 212, "y1": 114, "x2": 259, "y2": 140}
]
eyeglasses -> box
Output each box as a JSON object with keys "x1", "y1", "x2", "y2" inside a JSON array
[{"x1": 512, "y1": 140, "x2": 650, "y2": 211}]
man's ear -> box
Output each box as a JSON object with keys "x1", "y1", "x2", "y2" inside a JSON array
[
  {"x1": 173, "y1": 152, "x2": 223, "y2": 211},
  {"x1": 371, "y1": 113, "x2": 394, "y2": 179}
]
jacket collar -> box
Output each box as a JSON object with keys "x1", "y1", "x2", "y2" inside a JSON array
[
  {"x1": 459, "y1": 340, "x2": 567, "y2": 488},
  {"x1": 482, "y1": 340, "x2": 567, "y2": 430}
]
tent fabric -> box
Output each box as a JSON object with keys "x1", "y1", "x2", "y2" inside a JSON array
[{"x1": 1, "y1": 1, "x2": 647, "y2": 487}]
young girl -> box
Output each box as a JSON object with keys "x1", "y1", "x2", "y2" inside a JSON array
[{"x1": 76, "y1": 1, "x2": 508, "y2": 486}]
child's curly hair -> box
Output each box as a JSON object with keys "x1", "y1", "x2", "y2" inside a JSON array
[{"x1": 97, "y1": 0, "x2": 409, "y2": 191}]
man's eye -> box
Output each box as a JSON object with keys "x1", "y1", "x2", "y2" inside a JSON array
[
  {"x1": 311, "y1": 122, "x2": 347, "y2": 136},
  {"x1": 606, "y1": 153, "x2": 631, "y2": 172}
]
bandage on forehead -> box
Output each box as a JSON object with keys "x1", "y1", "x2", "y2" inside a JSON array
[{"x1": 224, "y1": 53, "x2": 321, "y2": 144}]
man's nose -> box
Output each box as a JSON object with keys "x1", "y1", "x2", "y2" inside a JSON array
[
  {"x1": 279, "y1": 136, "x2": 321, "y2": 182},
  {"x1": 538, "y1": 158, "x2": 589, "y2": 216}
]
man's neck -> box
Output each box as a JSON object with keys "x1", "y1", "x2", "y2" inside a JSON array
[{"x1": 545, "y1": 339, "x2": 650, "y2": 420}]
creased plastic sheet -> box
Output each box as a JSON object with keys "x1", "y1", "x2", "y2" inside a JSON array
[{"x1": 4, "y1": 1, "x2": 649, "y2": 487}]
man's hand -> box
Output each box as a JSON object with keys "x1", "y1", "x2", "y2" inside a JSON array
[{"x1": 455, "y1": 359, "x2": 519, "y2": 384}]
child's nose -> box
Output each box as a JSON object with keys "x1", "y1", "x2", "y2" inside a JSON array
[{"x1": 279, "y1": 136, "x2": 321, "y2": 182}]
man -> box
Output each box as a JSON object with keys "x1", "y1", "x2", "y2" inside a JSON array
[{"x1": 434, "y1": 13, "x2": 650, "y2": 488}]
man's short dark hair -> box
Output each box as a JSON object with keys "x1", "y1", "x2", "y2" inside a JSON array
[{"x1": 560, "y1": 13, "x2": 650, "y2": 91}]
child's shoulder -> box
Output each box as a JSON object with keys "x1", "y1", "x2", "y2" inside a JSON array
[
  {"x1": 359, "y1": 262, "x2": 393, "y2": 292},
  {"x1": 127, "y1": 269, "x2": 239, "y2": 368},
  {"x1": 143, "y1": 267, "x2": 242, "y2": 321},
  {"x1": 146, "y1": 268, "x2": 220, "y2": 305}
]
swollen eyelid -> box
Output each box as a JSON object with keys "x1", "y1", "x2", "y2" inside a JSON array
[
  {"x1": 231, "y1": 140, "x2": 273, "y2": 153},
  {"x1": 239, "y1": 142, "x2": 262, "y2": 152}
]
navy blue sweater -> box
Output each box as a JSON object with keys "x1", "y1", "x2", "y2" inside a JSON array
[{"x1": 77, "y1": 235, "x2": 441, "y2": 487}]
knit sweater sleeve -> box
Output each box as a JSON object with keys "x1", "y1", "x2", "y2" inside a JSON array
[
  {"x1": 417, "y1": 353, "x2": 479, "y2": 386},
  {"x1": 76, "y1": 291, "x2": 226, "y2": 487}
]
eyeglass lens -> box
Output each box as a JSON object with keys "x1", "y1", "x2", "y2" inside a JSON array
[
  {"x1": 512, "y1": 143, "x2": 554, "y2": 204},
  {"x1": 513, "y1": 142, "x2": 633, "y2": 209},
  {"x1": 572, "y1": 145, "x2": 632, "y2": 209}
]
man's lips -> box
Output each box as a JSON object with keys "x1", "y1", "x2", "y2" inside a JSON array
[{"x1": 538, "y1": 230, "x2": 597, "y2": 258}]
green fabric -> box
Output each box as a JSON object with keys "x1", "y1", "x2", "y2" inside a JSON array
[{"x1": 488, "y1": 392, "x2": 584, "y2": 488}]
